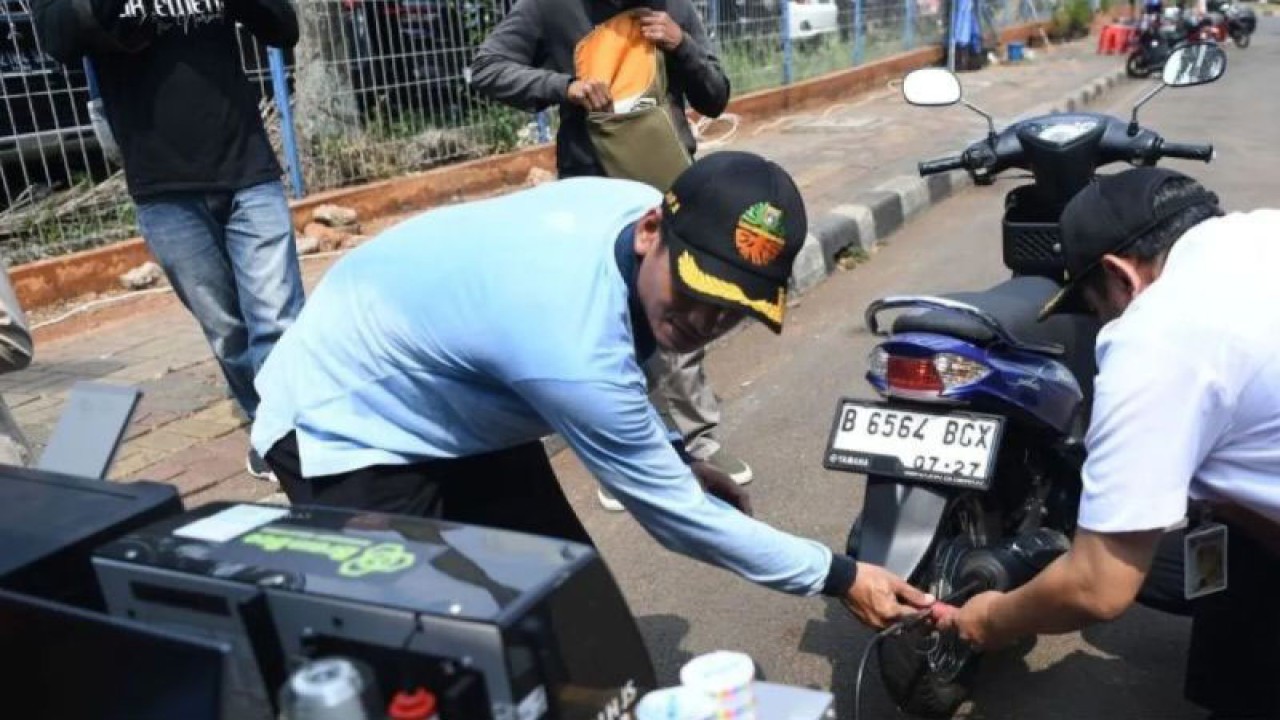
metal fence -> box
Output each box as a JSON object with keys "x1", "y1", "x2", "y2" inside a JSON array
[{"x1": 0, "y1": 0, "x2": 1050, "y2": 265}]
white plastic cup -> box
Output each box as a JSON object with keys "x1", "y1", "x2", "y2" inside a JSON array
[
  {"x1": 678, "y1": 651, "x2": 758, "y2": 720},
  {"x1": 634, "y1": 686, "x2": 717, "y2": 720}
]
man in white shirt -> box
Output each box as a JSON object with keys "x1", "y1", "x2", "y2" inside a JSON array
[{"x1": 934, "y1": 167, "x2": 1280, "y2": 718}]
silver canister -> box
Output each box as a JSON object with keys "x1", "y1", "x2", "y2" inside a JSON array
[{"x1": 279, "y1": 657, "x2": 380, "y2": 720}]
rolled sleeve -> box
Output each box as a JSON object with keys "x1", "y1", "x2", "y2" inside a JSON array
[{"x1": 514, "y1": 376, "x2": 834, "y2": 596}]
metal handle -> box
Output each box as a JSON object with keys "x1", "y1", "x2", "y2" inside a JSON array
[{"x1": 864, "y1": 296, "x2": 1064, "y2": 356}]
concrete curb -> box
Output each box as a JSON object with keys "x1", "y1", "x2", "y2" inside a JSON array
[{"x1": 787, "y1": 67, "x2": 1129, "y2": 297}]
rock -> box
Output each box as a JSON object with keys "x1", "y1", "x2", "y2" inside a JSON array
[
  {"x1": 525, "y1": 167, "x2": 556, "y2": 187},
  {"x1": 119, "y1": 261, "x2": 163, "y2": 291},
  {"x1": 295, "y1": 233, "x2": 321, "y2": 255},
  {"x1": 312, "y1": 204, "x2": 359, "y2": 230},
  {"x1": 303, "y1": 222, "x2": 352, "y2": 252}
]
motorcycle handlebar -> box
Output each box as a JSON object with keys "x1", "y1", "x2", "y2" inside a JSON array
[
  {"x1": 1159, "y1": 141, "x2": 1215, "y2": 162},
  {"x1": 917, "y1": 156, "x2": 967, "y2": 176}
]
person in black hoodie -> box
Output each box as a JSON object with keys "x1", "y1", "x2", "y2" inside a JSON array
[
  {"x1": 470, "y1": 0, "x2": 755, "y2": 513},
  {"x1": 33, "y1": 0, "x2": 305, "y2": 480}
]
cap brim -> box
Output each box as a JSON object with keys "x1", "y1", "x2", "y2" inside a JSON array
[
  {"x1": 666, "y1": 222, "x2": 787, "y2": 334},
  {"x1": 1037, "y1": 278, "x2": 1091, "y2": 321}
]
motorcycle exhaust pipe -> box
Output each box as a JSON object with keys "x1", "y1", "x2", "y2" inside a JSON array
[{"x1": 953, "y1": 528, "x2": 1072, "y2": 596}]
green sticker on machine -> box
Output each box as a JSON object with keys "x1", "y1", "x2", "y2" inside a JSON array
[{"x1": 239, "y1": 527, "x2": 416, "y2": 578}]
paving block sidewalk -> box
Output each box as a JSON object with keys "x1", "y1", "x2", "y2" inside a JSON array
[{"x1": 5, "y1": 39, "x2": 1131, "y2": 508}]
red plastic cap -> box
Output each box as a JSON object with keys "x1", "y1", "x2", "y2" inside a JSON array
[{"x1": 388, "y1": 688, "x2": 438, "y2": 720}]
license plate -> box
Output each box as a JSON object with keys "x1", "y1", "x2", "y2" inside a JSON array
[{"x1": 823, "y1": 399, "x2": 1004, "y2": 490}]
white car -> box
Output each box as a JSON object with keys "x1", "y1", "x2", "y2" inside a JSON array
[{"x1": 788, "y1": 0, "x2": 839, "y2": 40}]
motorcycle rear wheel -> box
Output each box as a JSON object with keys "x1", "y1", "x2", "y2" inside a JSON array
[
  {"x1": 1232, "y1": 30, "x2": 1251, "y2": 48},
  {"x1": 1126, "y1": 51, "x2": 1154, "y2": 79},
  {"x1": 876, "y1": 497, "x2": 989, "y2": 719}
]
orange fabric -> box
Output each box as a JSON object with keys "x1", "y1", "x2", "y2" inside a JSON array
[
  {"x1": 574, "y1": 11, "x2": 657, "y2": 102},
  {"x1": 1096, "y1": 24, "x2": 1137, "y2": 54}
]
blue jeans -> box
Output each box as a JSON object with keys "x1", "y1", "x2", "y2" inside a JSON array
[{"x1": 136, "y1": 180, "x2": 305, "y2": 419}]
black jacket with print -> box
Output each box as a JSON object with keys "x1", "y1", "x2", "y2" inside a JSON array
[{"x1": 33, "y1": 0, "x2": 298, "y2": 199}]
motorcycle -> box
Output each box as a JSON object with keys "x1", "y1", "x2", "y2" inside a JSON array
[
  {"x1": 1126, "y1": 15, "x2": 1190, "y2": 78},
  {"x1": 1126, "y1": 6, "x2": 1233, "y2": 79},
  {"x1": 827, "y1": 43, "x2": 1227, "y2": 719},
  {"x1": 1214, "y1": 0, "x2": 1257, "y2": 48}
]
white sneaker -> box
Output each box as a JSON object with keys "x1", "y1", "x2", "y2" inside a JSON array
[
  {"x1": 698, "y1": 448, "x2": 754, "y2": 486},
  {"x1": 597, "y1": 487, "x2": 626, "y2": 512},
  {"x1": 246, "y1": 449, "x2": 279, "y2": 484}
]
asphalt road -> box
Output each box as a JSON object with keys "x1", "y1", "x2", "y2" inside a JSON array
[{"x1": 550, "y1": 21, "x2": 1280, "y2": 720}]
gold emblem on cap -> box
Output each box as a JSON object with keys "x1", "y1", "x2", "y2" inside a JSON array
[
  {"x1": 735, "y1": 202, "x2": 786, "y2": 267},
  {"x1": 665, "y1": 191, "x2": 681, "y2": 214},
  {"x1": 676, "y1": 251, "x2": 785, "y2": 325}
]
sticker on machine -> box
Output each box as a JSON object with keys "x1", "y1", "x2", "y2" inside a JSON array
[{"x1": 174, "y1": 504, "x2": 290, "y2": 543}]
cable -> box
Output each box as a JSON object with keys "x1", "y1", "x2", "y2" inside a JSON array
[
  {"x1": 29, "y1": 248, "x2": 349, "y2": 332},
  {"x1": 30, "y1": 286, "x2": 171, "y2": 332},
  {"x1": 690, "y1": 112, "x2": 741, "y2": 149},
  {"x1": 850, "y1": 580, "x2": 985, "y2": 720},
  {"x1": 853, "y1": 625, "x2": 895, "y2": 720}
]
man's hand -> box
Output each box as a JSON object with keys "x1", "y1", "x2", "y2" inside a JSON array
[
  {"x1": 844, "y1": 563, "x2": 935, "y2": 629},
  {"x1": 931, "y1": 590, "x2": 1013, "y2": 650},
  {"x1": 691, "y1": 460, "x2": 753, "y2": 516},
  {"x1": 567, "y1": 79, "x2": 614, "y2": 112},
  {"x1": 638, "y1": 9, "x2": 684, "y2": 51}
]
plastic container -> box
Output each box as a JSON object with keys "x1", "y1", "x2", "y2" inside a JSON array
[
  {"x1": 278, "y1": 657, "x2": 379, "y2": 720},
  {"x1": 679, "y1": 651, "x2": 757, "y2": 720},
  {"x1": 634, "y1": 686, "x2": 717, "y2": 720},
  {"x1": 1007, "y1": 41, "x2": 1026, "y2": 62}
]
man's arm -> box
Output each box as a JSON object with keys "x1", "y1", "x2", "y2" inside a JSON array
[
  {"x1": 516, "y1": 375, "x2": 840, "y2": 594},
  {"x1": 469, "y1": 0, "x2": 572, "y2": 113},
  {"x1": 939, "y1": 315, "x2": 1245, "y2": 646},
  {"x1": 937, "y1": 529, "x2": 1161, "y2": 647},
  {"x1": 32, "y1": 0, "x2": 153, "y2": 63},
  {"x1": 224, "y1": 0, "x2": 298, "y2": 48},
  {"x1": 643, "y1": 5, "x2": 730, "y2": 117}
]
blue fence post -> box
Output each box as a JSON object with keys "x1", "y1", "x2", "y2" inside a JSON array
[
  {"x1": 81, "y1": 58, "x2": 100, "y2": 99},
  {"x1": 947, "y1": 0, "x2": 958, "y2": 71},
  {"x1": 709, "y1": 0, "x2": 721, "y2": 53},
  {"x1": 904, "y1": 0, "x2": 917, "y2": 49},
  {"x1": 267, "y1": 47, "x2": 306, "y2": 199},
  {"x1": 782, "y1": 0, "x2": 794, "y2": 85},
  {"x1": 853, "y1": 0, "x2": 865, "y2": 64},
  {"x1": 535, "y1": 110, "x2": 552, "y2": 144}
]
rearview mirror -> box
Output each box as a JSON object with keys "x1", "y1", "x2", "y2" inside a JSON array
[
  {"x1": 902, "y1": 68, "x2": 962, "y2": 107},
  {"x1": 1162, "y1": 43, "x2": 1227, "y2": 87}
]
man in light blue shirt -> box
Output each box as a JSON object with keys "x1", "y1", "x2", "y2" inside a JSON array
[{"x1": 252, "y1": 152, "x2": 931, "y2": 627}]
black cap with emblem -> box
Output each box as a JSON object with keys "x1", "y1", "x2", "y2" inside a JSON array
[
  {"x1": 1038, "y1": 166, "x2": 1220, "y2": 320},
  {"x1": 661, "y1": 151, "x2": 808, "y2": 333}
]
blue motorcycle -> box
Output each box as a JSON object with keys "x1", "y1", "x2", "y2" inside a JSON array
[{"x1": 827, "y1": 44, "x2": 1226, "y2": 718}]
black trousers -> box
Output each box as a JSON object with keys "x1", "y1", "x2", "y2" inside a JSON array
[
  {"x1": 1137, "y1": 524, "x2": 1280, "y2": 718},
  {"x1": 265, "y1": 432, "x2": 594, "y2": 546}
]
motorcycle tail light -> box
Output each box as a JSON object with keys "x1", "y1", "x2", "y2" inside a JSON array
[
  {"x1": 869, "y1": 349, "x2": 989, "y2": 400},
  {"x1": 867, "y1": 347, "x2": 889, "y2": 380},
  {"x1": 887, "y1": 355, "x2": 945, "y2": 395},
  {"x1": 933, "y1": 353, "x2": 991, "y2": 389}
]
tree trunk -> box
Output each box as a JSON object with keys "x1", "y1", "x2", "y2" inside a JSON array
[{"x1": 292, "y1": 0, "x2": 360, "y2": 142}]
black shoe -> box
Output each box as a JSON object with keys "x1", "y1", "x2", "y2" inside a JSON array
[{"x1": 246, "y1": 448, "x2": 278, "y2": 484}]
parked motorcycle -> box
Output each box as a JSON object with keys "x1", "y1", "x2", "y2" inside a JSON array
[
  {"x1": 1213, "y1": 0, "x2": 1257, "y2": 48},
  {"x1": 828, "y1": 43, "x2": 1227, "y2": 719},
  {"x1": 1126, "y1": 5, "x2": 1234, "y2": 79},
  {"x1": 1126, "y1": 16, "x2": 1189, "y2": 78}
]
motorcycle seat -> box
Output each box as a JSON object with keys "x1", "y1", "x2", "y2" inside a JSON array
[{"x1": 890, "y1": 276, "x2": 1101, "y2": 400}]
